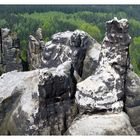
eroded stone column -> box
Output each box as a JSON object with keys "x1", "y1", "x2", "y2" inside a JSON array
[
  {"x1": 0, "y1": 28, "x2": 22, "y2": 73},
  {"x1": 28, "y1": 28, "x2": 45, "y2": 70},
  {"x1": 75, "y1": 17, "x2": 131, "y2": 113}
]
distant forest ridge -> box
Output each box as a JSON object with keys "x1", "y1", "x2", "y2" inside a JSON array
[
  {"x1": 0, "y1": 5, "x2": 140, "y2": 17},
  {"x1": 1, "y1": 5, "x2": 140, "y2": 76}
]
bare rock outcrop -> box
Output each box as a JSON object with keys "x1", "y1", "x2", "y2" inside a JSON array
[
  {"x1": 0, "y1": 18, "x2": 138, "y2": 135},
  {"x1": 0, "y1": 61, "x2": 78, "y2": 135},
  {"x1": 75, "y1": 18, "x2": 131, "y2": 113},
  {"x1": 67, "y1": 18, "x2": 136, "y2": 135},
  {"x1": 0, "y1": 28, "x2": 22, "y2": 73},
  {"x1": 42, "y1": 30, "x2": 101, "y2": 81},
  {"x1": 0, "y1": 29, "x2": 101, "y2": 135},
  {"x1": 28, "y1": 28, "x2": 45, "y2": 70}
]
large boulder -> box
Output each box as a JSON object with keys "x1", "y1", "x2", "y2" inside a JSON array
[
  {"x1": 0, "y1": 61, "x2": 78, "y2": 135},
  {"x1": 75, "y1": 18, "x2": 131, "y2": 113},
  {"x1": 41, "y1": 30, "x2": 101, "y2": 80},
  {"x1": 66, "y1": 112, "x2": 136, "y2": 135}
]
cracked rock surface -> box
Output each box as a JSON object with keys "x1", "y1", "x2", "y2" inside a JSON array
[
  {"x1": 0, "y1": 61, "x2": 78, "y2": 135},
  {"x1": 67, "y1": 18, "x2": 136, "y2": 135},
  {"x1": 0, "y1": 18, "x2": 138, "y2": 135},
  {"x1": 75, "y1": 18, "x2": 131, "y2": 113},
  {"x1": 41, "y1": 30, "x2": 101, "y2": 80}
]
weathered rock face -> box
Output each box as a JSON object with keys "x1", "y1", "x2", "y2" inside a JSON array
[
  {"x1": 75, "y1": 18, "x2": 131, "y2": 113},
  {"x1": 66, "y1": 18, "x2": 136, "y2": 135},
  {"x1": 41, "y1": 30, "x2": 101, "y2": 80},
  {"x1": 28, "y1": 28, "x2": 45, "y2": 70},
  {"x1": 0, "y1": 28, "x2": 22, "y2": 72},
  {"x1": 66, "y1": 112, "x2": 136, "y2": 135},
  {"x1": 0, "y1": 61, "x2": 78, "y2": 135},
  {"x1": 125, "y1": 70, "x2": 140, "y2": 134},
  {"x1": 0, "y1": 29, "x2": 101, "y2": 135},
  {"x1": 0, "y1": 18, "x2": 138, "y2": 135}
]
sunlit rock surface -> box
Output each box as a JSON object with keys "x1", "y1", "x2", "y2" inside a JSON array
[
  {"x1": 67, "y1": 18, "x2": 136, "y2": 135},
  {"x1": 75, "y1": 18, "x2": 131, "y2": 113},
  {"x1": 66, "y1": 112, "x2": 136, "y2": 135},
  {"x1": 0, "y1": 18, "x2": 138, "y2": 135},
  {"x1": 0, "y1": 61, "x2": 78, "y2": 135},
  {"x1": 42, "y1": 30, "x2": 101, "y2": 80}
]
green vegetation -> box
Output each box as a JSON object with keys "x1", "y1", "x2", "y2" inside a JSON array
[{"x1": 0, "y1": 5, "x2": 140, "y2": 75}]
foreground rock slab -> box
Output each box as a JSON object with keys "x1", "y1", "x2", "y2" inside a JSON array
[{"x1": 66, "y1": 112, "x2": 136, "y2": 135}]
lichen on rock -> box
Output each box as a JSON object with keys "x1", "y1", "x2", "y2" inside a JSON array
[
  {"x1": 75, "y1": 17, "x2": 131, "y2": 113},
  {"x1": 0, "y1": 18, "x2": 138, "y2": 135}
]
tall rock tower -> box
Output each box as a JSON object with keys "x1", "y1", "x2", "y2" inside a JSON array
[
  {"x1": 67, "y1": 18, "x2": 136, "y2": 135},
  {"x1": 0, "y1": 28, "x2": 22, "y2": 73}
]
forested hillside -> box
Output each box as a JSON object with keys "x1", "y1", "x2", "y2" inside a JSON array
[{"x1": 0, "y1": 5, "x2": 140, "y2": 75}]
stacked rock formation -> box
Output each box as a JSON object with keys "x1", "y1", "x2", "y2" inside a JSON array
[
  {"x1": 67, "y1": 18, "x2": 136, "y2": 135},
  {"x1": 0, "y1": 30, "x2": 101, "y2": 135},
  {"x1": 0, "y1": 28, "x2": 22, "y2": 72},
  {"x1": 0, "y1": 18, "x2": 139, "y2": 135},
  {"x1": 75, "y1": 18, "x2": 131, "y2": 113},
  {"x1": 28, "y1": 28, "x2": 45, "y2": 70},
  {"x1": 42, "y1": 30, "x2": 101, "y2": 81}
]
